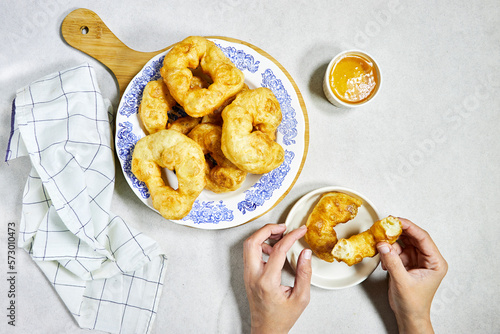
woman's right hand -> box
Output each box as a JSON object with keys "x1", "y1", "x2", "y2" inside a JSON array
[{"x1": 376, "y1": 218, "x2": 448, "y2": 334}]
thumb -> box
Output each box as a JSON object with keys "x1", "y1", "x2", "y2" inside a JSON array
[
  {"x1": 377, "y1": 242, "x2": 407, "y2": 280},
  {"x1": 292, "y1": 249, "x2": 312, "y2": 306}
]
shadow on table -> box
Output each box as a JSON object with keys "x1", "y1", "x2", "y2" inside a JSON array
[
  {"x1": 361, "y1": 272, "x2": 399, "y2": 333},
  {"x1": 227, "y1": 234, "x2": 252, "y2": 333},
  {"x1": 308, "y1": 61, "x2": 329, "y2": 99},
  {"x1": 307, "y1": 60, "x2": 351, "y2": 116}
]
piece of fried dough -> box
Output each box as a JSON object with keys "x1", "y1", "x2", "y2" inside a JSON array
[
  {"x1": 188, "y1": 124, "x2": 246, "y2": 193},
  {"x1": 138, "y1": 79, "x2": 177, "y2": 134},
  {"x1": 139, "y1": 76, "x2": 209, "y2": 134},
  {"x1": 201, "y1": 83, "x2": 249, "y2": 126},
  {"x1": 332, "y1": 216, "x2": 402, "y2": 266},
  {"x1": 161, "y1": 36, "x2": 245, "y2": 117},
  {"x1": 168, "y1": 116, "x2": 201, "y2": 135},
  {"x1": 190, "y1": 75, "x2": 210, "y2": 90},
  {"x1": 221, "y1": 87, "x2": 284, "y2": 174},
  {"x1": 131, "y1": 129, "x2": 206, "y2": 220},
  {"x1": 304, "y1": 192, "x2": 363, "y2": 262}
]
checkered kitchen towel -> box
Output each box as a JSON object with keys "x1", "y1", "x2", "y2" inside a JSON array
[{"x1": 6, "y1": 63, "x2": 167, "y2": 333}]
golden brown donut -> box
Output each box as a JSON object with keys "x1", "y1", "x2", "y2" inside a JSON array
[
  {"x1": 187, "y1": 124, "x2": 246, "y2": 193},
  {"x1": 304, "y1": 192, "x2": 363, "y2": 262},
  {"x1": 189, "y1": 75, "x2": 210, "y2": 90},
  {"x1": 139, "y1": 76, "x2": 209, "y2": 134},
  {"x1": 131, "y1": 129, "x2": 206, "y2": 220},
  {"x1": 201, "y1": 83, "x2": 249, "y2": 126},
  {"x1": 221, "y1": 87, "x2": 284, "y2": 174},
  {"x1": 167, "y1": 116, "x2": 201, "y2": 135},
  {"x1": 160, "y1": 36, "x2": 245, "y2": 117},
  {"x1": 138, "y1": 79, "x2": 177, "y2": 134},
  {"x1": 332, "y1": 216, "x2": 402, "y2": 266}
]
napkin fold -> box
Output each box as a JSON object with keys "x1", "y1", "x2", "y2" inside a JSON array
[{"x1": 6, "y1": 63, "x2": 167, "y2": 334}]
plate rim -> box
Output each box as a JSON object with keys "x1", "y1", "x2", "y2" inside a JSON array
[
  {"x1": 115, "y1": 36, "x2": 310, "y2": 229},
  {"x1": 285, "y1": 185, "x2": 382, "y2": 289}
]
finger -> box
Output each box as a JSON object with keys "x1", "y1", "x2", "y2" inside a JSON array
[
  {"x1": 392, "y1": 241, "x2": 403, "y2": 255},
  {"x1": 398, "y1": 250, "x2": 413, "y2": 269},
  {"x1": 292, "y1": 248, "x2": 312, "y2": 306},
  {"x1": 380, "y1": 245, "x2": 405, "y2": 270},
  {"x1": 269, "y1": 229, "x2": 286, "y2": 241},
  {"x1": 244, "y1": 224, "x2": 287, "y2": 257},
  {"x1": 377, "y1": 242, "x2": 408, "y2": 281},
  {"x1": 381, "y1": 242, "x2": 403, "y2": 270},
  {"x1": 398, "y1": 235, "x2": 409, "y2": 248},
  {"x1": 244, "y1": 224, "x2": 287, "y2": 275},
  {"x1": 398, "y1": 218, "x2": 445, "y2": 267},
  {"x1": 265, "y1": 225, "x2": 307, "y2": 275},
  {"x1": 262, "y1": 242, "x2": 273, "y2": 256}
]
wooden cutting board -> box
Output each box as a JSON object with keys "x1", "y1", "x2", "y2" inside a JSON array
[
  {"x1": 61, "y1": 8, "x2": 278, "y2": 97},
  {"x1": 61, "y1": 8, "x2": 171, "y2": 96}
]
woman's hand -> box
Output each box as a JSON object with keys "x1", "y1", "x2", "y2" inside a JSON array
[
  {"x1": 377, "y1": 218, "x2": 448, "y2": 334},
  {"x1": 243, "y1": 224, "x2": 312, "y2": 334}
]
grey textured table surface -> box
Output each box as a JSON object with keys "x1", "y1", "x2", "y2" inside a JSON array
[{"x1": 1, "y1": 1, "x2": 499, "y2": 333}]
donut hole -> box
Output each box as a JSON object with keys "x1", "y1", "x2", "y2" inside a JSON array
[
  {"x1": 190, "y1": 66, "x2": 213, "y2": 86},
  {"x1": 251, "y1": 126, "x2": 279, "y2": 142},
  {"x1": 205, "y1": 153, "x2": 218, "y2": 168},
  {"x1": 162, "y1": 168, "x2": 179, "y2": 190}
]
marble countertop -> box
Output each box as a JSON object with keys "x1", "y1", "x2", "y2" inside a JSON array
[{"x1": 1, "y1": 1, "x2": 499, "y2": 333}]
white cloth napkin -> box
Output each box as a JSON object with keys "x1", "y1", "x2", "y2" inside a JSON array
[{"x1": 6, "y1": 63, "x2": 167, "y2": 334}]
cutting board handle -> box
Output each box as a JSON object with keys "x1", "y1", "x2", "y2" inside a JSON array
[{"x1": 61, "y1": 8, "x2": 164, "y2": 96}]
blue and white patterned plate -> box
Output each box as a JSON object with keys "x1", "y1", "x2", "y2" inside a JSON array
[{"x1": 115, "y1": 37, "x2": 308, "y2": 229}]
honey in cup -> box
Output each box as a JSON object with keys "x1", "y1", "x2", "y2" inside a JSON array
[{"x1": 328, "y1": 52, "x2": 379, "y2": 105}]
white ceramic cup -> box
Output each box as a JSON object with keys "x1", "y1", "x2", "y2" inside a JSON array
[{"x1": 323, "y1": 50, "x2": 382, "y2": 108}]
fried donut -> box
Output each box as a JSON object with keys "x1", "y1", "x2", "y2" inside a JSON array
[
  {"x1": 131, "y1": 129, "x2": 206, "y2": 220},
  {"x1": 200, "y1": 108, "x2": 223, "y2": 127},
  {"x1": 139, "y1": 76, "x2": 208, "y2": 134},
  {"x1": 188, "y1": 124, "x2": 246, "y2": 193},
  {"x1": 332, "y1": 216, "x2": 402, "y2": 266},
  {"x1": 161, "y1": 36, "x2": 245, "y2": 117},
  {"x1": 221, "y1": 87, "x2": 284, "y2": 174},
  {"x1": 189, "y1": 75, "x2": 210, "y2": 90},
  {"x1": 167, "y1": 116, "x2": 201, "y2": 135},
  {"x1": 201, "y1": 83, "x2": 249, "y2": 126},
  {"x1": 138, "y1": 79, "x2": 177, "y2": 134},
  {"x1": 304, "y1": 192, "x2": 363, "y2": 262}
]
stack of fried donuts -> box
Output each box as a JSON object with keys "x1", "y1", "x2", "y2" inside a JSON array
[{"x1": 132, "y1": 36, "x2": 285, "y2": 220}]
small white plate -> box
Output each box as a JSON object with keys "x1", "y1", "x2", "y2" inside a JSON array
[{"x1": 285, "y1": 186, "x2": 381, "y2": 289}]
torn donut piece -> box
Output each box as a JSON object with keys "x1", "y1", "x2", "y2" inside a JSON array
[{"x1": 332, "y1": 216, "x2": 402, "y2": 266}]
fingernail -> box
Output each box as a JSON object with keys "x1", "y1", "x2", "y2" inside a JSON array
[
  {"x1": 277, "y1": 223, "x2": 287, "y2": 229},
  {"x1": 299, "y1": 225, "x2": 307, "y2": 230},
  {"x1": 304, "y1": 249, "x2": 312, "y2": 260},
  {"x1": 378, "y1": 245, "x2": 390, "y2": 254}
]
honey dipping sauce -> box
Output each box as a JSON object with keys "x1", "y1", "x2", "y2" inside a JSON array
[{"x1": 329, "y1": 54, "x2": 378, "y2": 104}]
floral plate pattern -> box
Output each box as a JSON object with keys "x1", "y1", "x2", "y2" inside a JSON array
[{"x1": 115, "y1": 37, "x2": 308, "y2": 229}]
